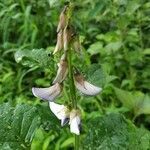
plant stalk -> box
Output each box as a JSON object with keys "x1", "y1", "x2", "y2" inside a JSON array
[
  {"x1": 67, "y1": 3, "x2": 79, "y2": 149},
  {"x1": 67, "y1": 49, "x2": 77, "y2": 109},
  {"x1": 67, "y1": 48, "x2": 79, "y2": 150}
]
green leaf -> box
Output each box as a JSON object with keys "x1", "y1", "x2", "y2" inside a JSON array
[
  {"x1": 87, "y1": 42, "x2": 103, "y2": 55},
  {"x1": 60, "y1": 137, "x2": 74, "y2": 148},
  {"x1": 105, "y1": 41, "x2": 122, "y2": 52},
  {"x1": 0, "y1": 103, "x2": 60, "y2": 150},
  {"x1": 0, "y1": 103, "x2": 41, "y2": 149},
  {"x1": 138, "y1": 94, "x2": 150, "y2": 116},
  {"x1": 86, "y1": 64, "x2": 117, "y2": 87},
  {"x1": 14, "y1": 49, "x2": 52, "y2": 68},
  {"x1": 114, "y1": 87, "x2": 150, "y2": 116},
  {"x1": 143, "y1": 48, "x2": 150, "y2": 55},
  {"x1": 83, "y1": 113, "x2": 150, "y2": 150}
]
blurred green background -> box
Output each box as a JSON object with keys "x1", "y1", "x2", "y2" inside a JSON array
[{"x1": 0, "y1": 0, "x2": 150, "y2": 149}]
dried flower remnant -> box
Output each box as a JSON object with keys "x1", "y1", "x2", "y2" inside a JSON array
[
  {"x1": 63, "y1": 25, "x2": 75, "y2": 51},
  {"x1": 32, "y1": 83, "x2": 62, "y2": 101},
  {"x1": 74, "y1": 73, "x2": 102, "y2": 96},
  {"x1": 53, "y1": 30, "x2": 63, "y2": 54},
  {"x1": 32, "y1": 3, "x2": 102, "y2": 138},
  {"x1": 53, "y1": 54, "x2": 68, "y2": 84},
  {"x1": 57, "y1": 5, "x2": 69, "y2": 33},
  {"x1": 49, "y1": 102, "x2": 70, "y2": 126}
]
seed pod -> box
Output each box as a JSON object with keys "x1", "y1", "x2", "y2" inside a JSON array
[
  {"x1": 53, "y1": 54, "x2": 68, "y2": 84},
  {"x1": 53, "y1": 30, "x2": 63, "y2": 54},
  {"x1": 57, "y1": 5, "x2": 69, "y2": 33},
  {"x1": 74, "y1": 73, "x2": 102, "y2": 96},
  {"x1": 69, "y1": 109, "x2": 81, "y2": 135},
  {"x1": 32, "y1": 83, "x2": 62, "y2": 101}
]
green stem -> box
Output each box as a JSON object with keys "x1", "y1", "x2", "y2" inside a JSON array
[
  {"x1": 67, "y1": 49, "x2": 77, "y2": 109},
  {"x1": 67, "y1": 3, "x2": 79, "y2": 149},
  {"x1": 75, "y1": 135, "x2": 79, "y2": 150},
  {"x1": 67, "y1": 49, "x2": 79, "y2": 150}
]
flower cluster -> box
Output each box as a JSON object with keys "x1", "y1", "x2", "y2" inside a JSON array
[{"x1": 32, "y1": 4, "x2": 102, "y2": 135}]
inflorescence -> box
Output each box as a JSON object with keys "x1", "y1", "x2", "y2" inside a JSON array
[{"x1": 32, "y1": 3, "x2": 102, "y2": 135}]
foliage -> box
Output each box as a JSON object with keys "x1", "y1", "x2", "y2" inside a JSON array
[
  {"x1": 0, "y1": 0, "x2": 150, "y2": 149},
  {"x1": 83, "y1": 113, "x2": 150, "y2": 150}
]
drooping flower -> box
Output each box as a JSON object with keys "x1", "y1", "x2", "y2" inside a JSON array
[
  {"x1": 32, "y1": 83, "x2": 62, "y2": 101},
  {"x1": 49, "y1": 102, "x2": 70, "y2": 126},
  {"x1": 57, "y1": 5, "x2": 69, "y2": 33},
  {"x1": 69, "y1": 109, "x2": 81, "y2": 135},
  {"x1": 53, "y1": 30, "x2": 63, "y2": 54},
  {"x1": 74, "y1": 73, "x2": 102, "y2": 96},
  {"x1": 53, "y1": 54, "x2": 68, "y2": 84}
]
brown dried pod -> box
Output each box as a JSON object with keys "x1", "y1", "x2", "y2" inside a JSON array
[
  {"x1": 57, "y1": 5, "x2": 69, "y2": 33},
  {"x1": 63, "y1": 25, "x2": 75, "y2": 51}
]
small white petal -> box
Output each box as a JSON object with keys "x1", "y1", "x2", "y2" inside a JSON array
[
  {"x1": 32, "y1": 83, "x2": 62, "y2": 101},
  {"x1": 70, "y1": 116, "x2": 80, "y2": 135},
  {"x1": 69, "y1": 110, "x2": 81, "y2": 135},
  {"x1": 75, "y1": 74, "x2": 102, "y2": 96},
  {"x1": 49, "y1": 102, "x2": 69, "y2": 126}
]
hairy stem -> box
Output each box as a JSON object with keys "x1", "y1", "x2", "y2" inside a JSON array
[
  {"x1": 67, "y1": 49, "x2": 77, "y2": 108},
  {"x1": 67, "y1": 3, "x2": 79, "y2": 149},
  {"x1": 67, "y1": 49, "x2": 79, "y2": 149}
]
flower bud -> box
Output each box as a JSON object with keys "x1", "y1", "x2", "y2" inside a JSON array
[
  {"x1": 53, "y1": 54, "x2": 68, "y2": 84},
  {"x1": 32, "y1": 83, "x2": 62, "y2": 101},
  {"x1": 74, "y1": 73, "x2": 102, "y2": 96},
  {"x1": 53, "y1": 30, "x2": 63, "y2": 54},
  {"x1": 69, "y1": 109, "x2": 81, "y2": 135},
  {"x1": 49, "y1": 102, "x2": 70, "y2": 126},
  {"x1": 57, "y1": 5, "x2": 69, "y2": 33}
]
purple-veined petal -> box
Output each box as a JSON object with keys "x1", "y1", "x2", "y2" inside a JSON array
[
  {"x1": 32, "y1": 83, "x2": 62, "y2": 101},
  {"x1": 74, "y1": 74, "x2": 102, "y2": 96}
]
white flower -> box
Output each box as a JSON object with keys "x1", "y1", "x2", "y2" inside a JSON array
[
  {"x1": 53, "y1": 30, "x2": 63, "y2": 54},
  {"x1": 32, "y1": 83, "x2": 62, "y2": 101},
  {"x1": 69, "y1": 109, "x2": 81, "y2": 135},
  {"x1": 49, "y1": 102, "x2": 70, "y2": 126},
  {"x1": 74, "y1": 73, "x2": 102, "y2": 96},
  {"x1": 53, "y1": 54, "x2": 68, "y2": 84}
]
